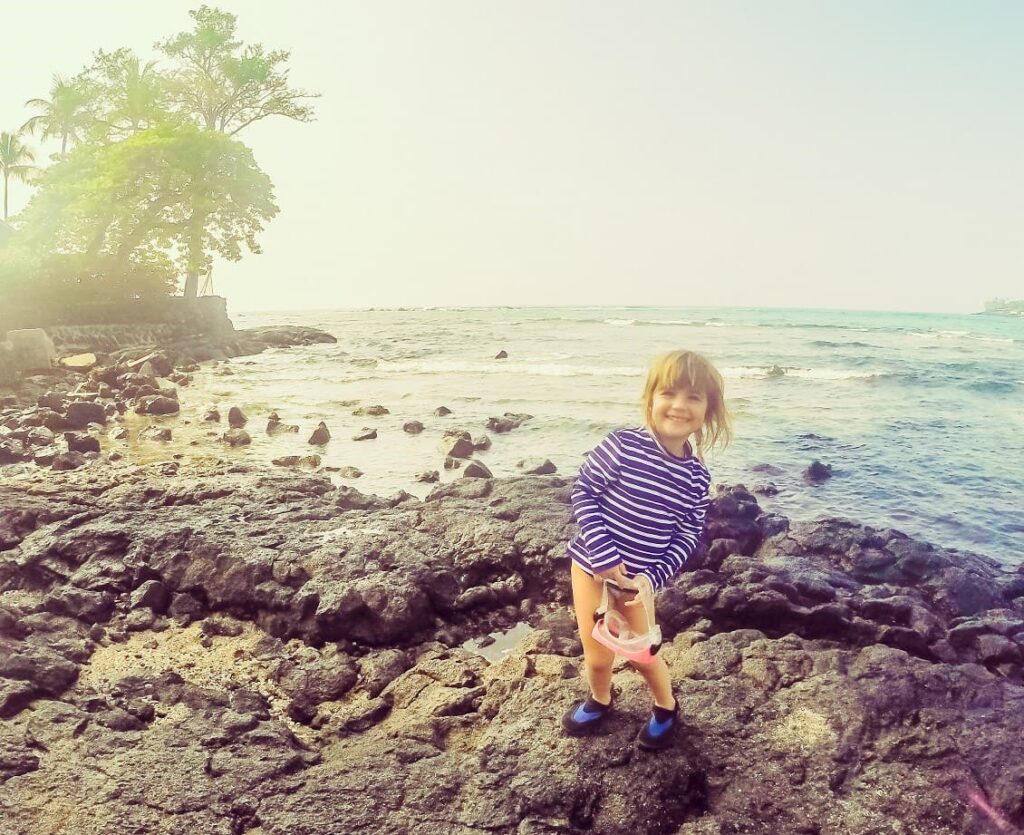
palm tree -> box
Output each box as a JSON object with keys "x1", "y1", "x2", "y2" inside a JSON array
[
  {"x1": 0, "y1": 131, "x2": 37, "y2": 220},
  {"x1": 79, "y1": 49, "x2": 169, "y2": 141},
  {"x1": 116, "y1": 56, "x2": 164, "y2": 135},
  {"x1": 21, "y1": 75, "x2": 90, "y2": 153}
]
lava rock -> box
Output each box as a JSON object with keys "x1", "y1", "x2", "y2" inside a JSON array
[
  {"x1": 517, "y1": 458, "x2": 556, "y2": 475},
  {"x1": 309, "y1": 422, "x2": 332, "y2": 445},
  {"x1": 228, "y1": 406, "x2": 248, "y2": 428},
  {"x1": 65, "y1": 401, "x2": 106, "y2": 428}
]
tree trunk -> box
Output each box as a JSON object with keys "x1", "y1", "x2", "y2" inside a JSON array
[
  {"x1": 183, "y1": 269, "x2": 199, "y2": 300},
  {"x1": 3, "y1": 172, "x2": 8, "y2": 221},
  {"x1": 183, "y1": 212, "x2": 206, "y2": 301}
]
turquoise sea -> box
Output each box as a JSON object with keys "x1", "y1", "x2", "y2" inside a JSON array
[{"x1": 149, "y1": 306, "x2": 1024, "y2": 565}]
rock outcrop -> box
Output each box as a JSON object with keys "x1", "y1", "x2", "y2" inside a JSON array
[{"x1": 0, "y1": 468, "x2": 1022, "y2": 834}]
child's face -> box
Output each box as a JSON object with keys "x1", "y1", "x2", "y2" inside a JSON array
[{"x1": 649, "y1": 383, "x2": 708, "y2": 449}]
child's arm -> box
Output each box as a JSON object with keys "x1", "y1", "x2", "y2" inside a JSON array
[
  {"x1": 661, "y1": 483, "x2": 711, "y2": 581},
  {"x1": 570, "y1": 431, "x2": 625, "y2": 574}
]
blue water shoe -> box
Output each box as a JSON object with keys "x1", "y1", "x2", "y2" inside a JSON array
[
  {"x1": 637, "y1": 701, "x2": 678, "y2": 750},
  {"x1": 561, "y1": 696, "x2": 613, "y2": 736}
]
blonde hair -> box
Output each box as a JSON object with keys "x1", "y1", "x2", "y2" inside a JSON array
[{"x1": 641, "y1": 350, "x2": 732, "y2": 458}]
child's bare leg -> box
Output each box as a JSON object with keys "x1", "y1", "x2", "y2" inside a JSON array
[
  {"x1": 628, "y1": 656, "x2": 675, "y2": 709},
  {"x1": 570, "y1": 562, "x2": 616, "y2": 703},
  {"x1": 620, "y1": 594, "x2": 675, "y2": 709}
]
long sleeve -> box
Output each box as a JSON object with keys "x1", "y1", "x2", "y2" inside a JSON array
[
  {"x1": 659, "y1": 487, "x2": 711, "y2": 582},
  {"x1": 570, "y1": 432, "x2": 625, "y2": 572}
]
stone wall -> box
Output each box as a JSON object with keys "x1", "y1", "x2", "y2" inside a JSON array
[{"x1": 2, "y1": 296, "x2": 234, "y2": 356}]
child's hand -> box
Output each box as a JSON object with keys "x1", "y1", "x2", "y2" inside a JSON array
[
  {"x1": 599, "y1": 565, "x2": 638, "y2": 590},
  {"x1": 623, "y1": 574, "x2": 653, "y2": 607}
]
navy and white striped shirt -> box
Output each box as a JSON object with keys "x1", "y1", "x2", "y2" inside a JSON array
[{"x1": 567, "y1": 426, "x2": 711, "y2": 591}]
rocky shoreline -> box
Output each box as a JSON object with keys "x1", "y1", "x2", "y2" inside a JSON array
[
  {"x1": 0, "y1": 324, "x2": 338, "y2": 471},
  {"x1": 2, "y1": 455, "x2": 1023, "y2": 834}
]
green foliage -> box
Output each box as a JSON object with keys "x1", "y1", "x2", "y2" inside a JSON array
[
  {"x1": 0, "y1": 254, "x2": 177, "y2": 329},
  {"x1": 9, "y1": 5, "x2": 314, "y2": 313},
  {"x1": 17, "y1": 124, "x2": 278, "y2": 284},
  {"x1": 158, "y1": 5, "x2": 318, "y2": 135},
  {"x1": 75, "y1": 48, "x2": 176, "y2": 144},
  {"x1": 21, "y1": 75, "x2": 92, "y2": 154},
  {"x1": 0, "y1": 131, "x2": 39, "y2": 220}
]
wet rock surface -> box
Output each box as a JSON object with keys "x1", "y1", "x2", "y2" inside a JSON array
[
  {"x1": 0, "y1": 326, "x2": 338, "y2": 477},
  {"x1": 0, "y1": 469, "x2": 1022, "y2": 834}
]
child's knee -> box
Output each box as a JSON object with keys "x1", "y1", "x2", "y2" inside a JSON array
[{"x1": 584, "y1": 650, "x2": 614, "y2": 678}]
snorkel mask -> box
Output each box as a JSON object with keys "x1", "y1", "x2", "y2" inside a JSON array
[{"x1": 591, "y1": 574, "x2": 662, "y2": 665}]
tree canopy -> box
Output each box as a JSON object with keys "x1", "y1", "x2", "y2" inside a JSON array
[
  {"x1": 4, "y1": 5, "x2": 315, "y2": 316},
  {"x1": 157, "y1": 5, "x2": 318, "y2": 136},
  {"x1": 15, "y1": 124, "x2": 278, "y2": 295}
]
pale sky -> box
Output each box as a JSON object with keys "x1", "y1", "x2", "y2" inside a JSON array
[{"x1": 4, "y1": 2, "x2": 1022, "y2": 313}]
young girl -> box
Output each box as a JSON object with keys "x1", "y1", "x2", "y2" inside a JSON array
[{"x1": 562, "y1": 349, "x2": 731, "y2": 749}]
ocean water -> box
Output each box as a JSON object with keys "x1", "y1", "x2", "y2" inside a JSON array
[{"x1": 124, "y1": 306, "x2": 1024, "y2": 565}]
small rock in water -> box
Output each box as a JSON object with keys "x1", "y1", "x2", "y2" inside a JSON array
[
  {"x1": 140, "y1": 426, "x2": 173, "y2": 442},
  {"x1": 415, "y1": 470, "x2": 440, "y2": 483},
  {"x1": 353, "y1": 405, "x2": 389, "y2": 417},
  {"x1": 443, "y1": 456, "x2": 462, "y2": 470},
  {"x1": 352, "y1": 428, "x2": 377, "y2": 441},
  {"x1": 494, "y1": 350, "x2": 508, "y2": 359},
  {"x1": 135, "y1": 396, "x2": 179, "y2": 416},
  {"x1": 517, "y1": 458, "x2": 556, "y2": 475},
  {"x1": 433, "y1": 406, "x2": 452, "y2": 417},
  {"x1": 403, "y1": 420, "x2": 424, "y2": 434},
  {"x1": 485, "y1": 412, "x2": 533, "y2": 433},
  {"x1": 751, "y1": 463, "x2": 785, "y2": 475},
  {"x1": 463, "y1": 460, "x2": 493, "y2": 479},
  {"x1": 203, "y1": 409, "x2": 221, "y2": 422},
  {"x1": 273, "y1": 454, "x2": 321, "y2": 469},
  {"x1": 754, "y1": 482, "x2": 779, "y2": 496},
  {"x1": 228, "y1": 406, "x2": 248, "y2": 428},
  {"x1": 442, "y1": 430, "x2": 474, "y2": 459},
  {"x1": 138, "y1": 361, "x2": 157, "y2": 379},
  {"x1": 766, "y1": 364, "x2": 786, "y2": 378},
  {"x1": 223, "y1": 429, "x2": 252, "y2": 447},
  {"x1": 473, "y1": 435, "x2": 491, "y2": 450},
  {"x1": 309, "y1": 421, "x2": 332, "y2": 445},
  {"x1": 338, "y1": 466, "x2": 363, "y2": 479},
  {"x1": 268, "y1": 419, "x2": 299, "y2": 435},
  {"x1": 804, "y1": 460, "x2": 833, "y2": 482},
  {"x1": 108, "y1": 426, "x2": 129, "y2": 441}
]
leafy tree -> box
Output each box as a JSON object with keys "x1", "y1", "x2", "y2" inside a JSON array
[
  {"x1": 21, "y1": 75, "x2": 91, "y2": 154},
  {"x1": 17, "y1": 123, "x2": 278, "y2": 299},
  {"x1": 0, "y1": 131, "x2": 38, "y2": 220},
  {"x1": 75, "y1": 48, "x2": 174, "y2": 143},
  {"x1": 157, "y1": 5, "x2": 318, "y2": 135}
]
